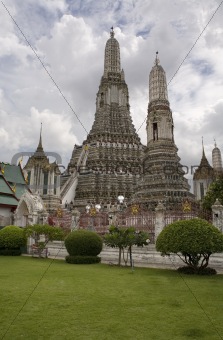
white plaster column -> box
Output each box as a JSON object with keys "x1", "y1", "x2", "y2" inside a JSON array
[
  {"x1": 212, "y1": 199, "x2": 223, "y2": 233},
  {"x1": 155, "y1": 201, "x2": 166, "y2": 241}
]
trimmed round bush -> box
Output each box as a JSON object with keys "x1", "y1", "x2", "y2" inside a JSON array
[
  {"x1": 0, "y1": 226, "x2": 26, "y2": 256},
  {"x1": 65, "y1": 255, "x2": 101, "y2": 264},
  {"x1": 65, "y1": 230, "x2": 103, "y2": 256}
]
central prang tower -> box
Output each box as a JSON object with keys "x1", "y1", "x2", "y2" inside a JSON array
[
  {"x1": 68, "y1": 28, "x2": 144, "y2": 209},
  {"x1": 133, "y1": 53, "x2": 194, "y2": 208}
]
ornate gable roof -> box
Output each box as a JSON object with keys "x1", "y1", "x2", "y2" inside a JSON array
[{"x1": 193, "y1": 147, "x2": 215, "y2": 180}]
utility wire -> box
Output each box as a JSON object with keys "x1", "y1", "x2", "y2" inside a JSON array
[
  {"x1": 136, "y1": 0, "x2": 223, "y2": 133},
  {"x1": 168, "y1": 0, "x2": 223, "y2": 85},
  {"x1": 1, "y1": 2, "x2": 223, "y2": 338},
  {"x1": 1, "y1": 246, "x2": 65, "y2": 339},
  {"x1": 1, "y1": 1, "x2": 88, "y2": 135},
  {"x1": 168, "y1": 256, "x2": 223, "y2": 339},
  {"x1": 0, "y1": 5, "x2": 88, "y2": 336}
]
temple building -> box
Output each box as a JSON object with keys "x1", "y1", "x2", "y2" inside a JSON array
[
  {"x1": 133, "y1": 53, "x2": 194, "y2": 208},
  {"x1": 11, "y1": 27, "x2": 223, "y2": 225},
  {"x1": 23, "y1": 127, "x2": 61, "y2": 212},
  {"x1": 0, "y1": 162, "x2": 28, "y2": 227},
  {"x1": 65, "y1": 28, "x2": 144, "y2": 209}
]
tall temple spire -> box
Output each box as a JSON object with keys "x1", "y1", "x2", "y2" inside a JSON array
[
  {"x1": 104, "y1": 27, "x2": 121, "y2": 77},
  {"x1": 146, "y1": 54, "x2": 173, "y2": 144},
  {"x1": 68, "y1": 29, "x2": 143, "y2": 208},
  {"x1": 134, "y1": 54, "x2": 193, "y2": 208},
  {"x1": 212, "y1": 139, "x2": 223, "y2": 171},
  {"x1": 149, "y1": 53, "x2": 168, "y2": 102},
  {"x1": 88, "y1": 28, "x2": 139, "y2": 140}
]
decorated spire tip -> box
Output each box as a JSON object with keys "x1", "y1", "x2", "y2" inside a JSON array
[
  {"x1": 40, "y1": 122, "x2": 42, "y2": 135},
  {"x1": 214, "y1": 138, "x2": 217, "y2": 148},
  {"x1": 37, "y1": 122, "x2": 43, "y2": 151},
  {"x1": 40, "y1": 122, "x2": 43, "y2": 141},
  {"x1": 155, "y1": 51, "x2": 160, "y2": 65},
  {"x1": 110, "y1": 26, "x2": 114, "y2": 38},
  {"x1": 201, "y1": 136, "x2": 205, "y2": 156}
]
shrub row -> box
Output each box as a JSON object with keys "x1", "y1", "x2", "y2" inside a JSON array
[
  {"x1": 177, "y1": 266, "x2": 217, "y2": 275},
  {"x1": 65, "y1": 255, "x2": 101, "y2": 264},
  {"x1": 0, "y1": 248, "x2": 22, "y2": 256},
  {"x1": 0, "y1": 226, "x2": 26, "y2": 256}
]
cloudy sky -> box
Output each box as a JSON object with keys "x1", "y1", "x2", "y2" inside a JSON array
[{"x1": 1, "y1": 0, "x2": 223, "y2": 186}]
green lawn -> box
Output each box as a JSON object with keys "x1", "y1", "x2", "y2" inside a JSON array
[{"x1": 0, "y1": 256, "x2": 223, "y2": 340}]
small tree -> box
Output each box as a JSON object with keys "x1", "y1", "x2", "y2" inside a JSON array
[
  {"x1": 24, "y1": 224, "x2": 64, "y2": 257},
  {"x1": 104, "y1": 226, "x2": 149, "y2": 266},
  {"x1": 156, "y1": 218, "x2": 223, "y2": 273},
  {"x1": 202, "y1": 175, "x2": 223, "y2": 211}
]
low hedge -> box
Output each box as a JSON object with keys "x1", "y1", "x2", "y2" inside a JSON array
[
  {"x1": 0, "y1": 248, "x2": 22, "y2": 256},
  {"x1": 177, "y1": 266, "x2": 217, "y2": 275},
  {"x1": 0, "y1": 226, "x2": 26, "y2": 256},
  {"x1": 65, "y1": 255, "x2": 101, "y2": 264}
]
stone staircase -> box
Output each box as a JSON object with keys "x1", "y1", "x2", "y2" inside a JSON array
[{"x1": 60, "y1": 171, "x2": 78, "y2": 199}]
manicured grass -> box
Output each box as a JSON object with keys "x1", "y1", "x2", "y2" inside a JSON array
[{"x1": 0, "y1": 256, "x2": 223, "y2": 340}]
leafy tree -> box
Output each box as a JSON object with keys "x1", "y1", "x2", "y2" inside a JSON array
[
  {"x1": 156, "y1": 218, "x2": 223, "y2": 273},
  {"x1": 202, "y1": 175, "x2": 223, "y2": 211},
  {"x1": 104, "y1": 226, "x2": 149, "y2": 266},
  {"x1": 24, "y1": 224, "x2": 64, "y2": 257}
]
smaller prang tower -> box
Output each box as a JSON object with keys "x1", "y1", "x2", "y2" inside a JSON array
[
  {"x1": 212, "y1": 140, "x2": 223, "y2": 175},
  {"x1": 193, "y1": 139, "x2": 222, "y2": 201},
  {"x1": 193, "y1": 140, "x2": 215, "y2": 201},
  {"x1": 134, "y1": 53, "x2": 194, "y2": 208}
]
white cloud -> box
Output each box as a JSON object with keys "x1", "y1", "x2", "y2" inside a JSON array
[{"x1": 0, "y1": 0, "x2": 223, "y2": 175}]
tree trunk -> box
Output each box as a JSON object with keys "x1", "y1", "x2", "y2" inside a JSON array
[
  {"x1": 129, "y1": 246, "x2": 133, "y2": 268},
  {"x1": 118, "y1": 247, "x2": 122, "y2": 266}
]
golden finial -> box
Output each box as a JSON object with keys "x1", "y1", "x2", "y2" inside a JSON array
[{"x1": 1, "y1": 164, "x2": 5, "y2": 174}]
